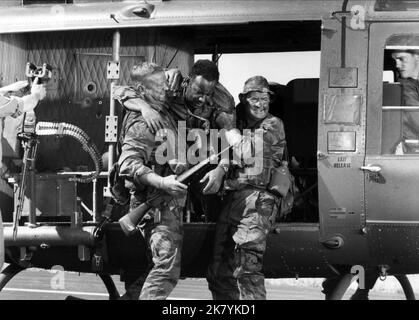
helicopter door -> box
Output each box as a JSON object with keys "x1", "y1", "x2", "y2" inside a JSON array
[
  {"x1": 317, "y1": 17, "x2": 369, "y2": 265},
  {"x1": 365, "y1": 24, "x2": 419, "y2": 248},
  {"x1": 0, "y1": 212, "x2": 3, "y2": 269}
]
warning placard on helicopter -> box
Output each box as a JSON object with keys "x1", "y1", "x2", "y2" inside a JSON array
[
  {"x1": 330, "y1": 156, "x2": 352, "y2": 169},
  {"x1": 329, "y1": 207, "x2": 347, "y2": 219}
]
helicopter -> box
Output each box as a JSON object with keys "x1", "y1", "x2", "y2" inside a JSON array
[{"x1": 1, "y1": 0, "x2": 419, "y2": 300}]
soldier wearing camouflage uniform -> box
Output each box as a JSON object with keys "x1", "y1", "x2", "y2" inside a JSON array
[
  {"x1": 206, "y1": 76, "x2": 287, "y2": 300},
  {"x1": 117, "y1": 62, "x2": 188, "y2": 300},
  {"x1": 115, "y1": 60, "x2": 240, "y2": 299},
  {"x1": 117, "y1": 60, "x2": 239, "y2": 195}
]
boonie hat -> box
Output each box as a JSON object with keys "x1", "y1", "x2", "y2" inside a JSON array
[{"x1": 239, "y1": 76, "x2": 273, "y2": 100}]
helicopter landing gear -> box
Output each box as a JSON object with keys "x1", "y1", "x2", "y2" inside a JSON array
[
  {"x1": 325, "y1": 273, "x2": 354, "y2": 300},
  {"x1": 0, "y1": 264, "x2": 25, "y2": 292},
  {"x1": 324, "y1": 273, "x2": 416, "y2": 300},
  {"x1": 394, "y1": 275, "x2": 415, "y2": 300},
  {"x1": 99, "y1": 274, "x2": 120, "y2": 300}
]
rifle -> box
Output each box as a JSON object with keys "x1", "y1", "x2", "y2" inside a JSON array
[{"x1": 118, "y1": 144, "x2": 232, "y2": 236}]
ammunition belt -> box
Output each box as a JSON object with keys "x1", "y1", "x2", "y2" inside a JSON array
[{"x1": 35, "y1": 121, "x2": 102, "y2": 183}]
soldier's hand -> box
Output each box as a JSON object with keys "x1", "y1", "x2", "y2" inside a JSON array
[
  {"x1": 160, "y1": 175, "x2": 187, "y2": 196},
  {"x1": 141, "y1": 104, "x2": 165, "y2": 134},
  {"x1": 21, "y1": 78, "x2": 47, "y2": 113},
  {"x1": 165, "y1": 68, "x2": 182, "y2": 91},
  {"x1": 200, "y1": 167, "x2": 225, "y2": 194},
  {"x1": 30, "y1": 77, "x2": 46, "y2": 101}
]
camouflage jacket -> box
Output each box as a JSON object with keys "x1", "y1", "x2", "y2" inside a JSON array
[
  {"x1": 225, "y1": 112, "x2": 287, "y2": 190},
  {"x1": 117, "y1": 92, "x2": 186, "y2": 202},
  {"x1": 113, "y1": 78, "x2": 236, "y2": 132}
]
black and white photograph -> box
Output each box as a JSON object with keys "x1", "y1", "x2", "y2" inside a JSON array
[{"x1": 1, "y1": 0, "x2": 419, "y2": 309}]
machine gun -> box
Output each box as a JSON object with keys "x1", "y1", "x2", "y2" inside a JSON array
[
  {"x1": 118, "y1": 144, "x2": 233, "y2": 236},
  {"x1": 25, "y1": 62, "x2": 52, "y2": 84},
  {"x1": 13, "y1": 119, "x2": 38, "y2": 240},
  {"x1": 12, "y1": 63, "x2": 52, "y2": 240}
]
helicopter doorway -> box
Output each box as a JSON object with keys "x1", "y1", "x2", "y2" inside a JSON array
[{"x1": 194, "y1": 52, "x2": 321, "y2": 224}]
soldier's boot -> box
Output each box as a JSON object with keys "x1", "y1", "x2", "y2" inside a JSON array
[
  {"x1": 209, "y1": 289, "x2": 240, "y2": 300},
  {"x1": 234, "y1": 248, "x2": 266, "y2": 300},
  {"x1": 237, "y1": 273, "x2": 266, "y2": 300}
]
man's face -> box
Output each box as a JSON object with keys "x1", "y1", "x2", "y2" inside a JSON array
[
  {"x1": 185, "y1": 75, "x2": 217, "y2": 109},
  {"x1": 244, "y1": 91, "x2": 270, "y2": 121},
  {"x1": 392, "y1": 51, "x2": 419, "y2": 79},
  {"x1": 141, "y1": 71, "x2": 169, "y2": 102}
]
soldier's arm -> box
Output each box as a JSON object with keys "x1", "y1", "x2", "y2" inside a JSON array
[
  {"x1": 264, "y1": 116, "x2": 287, "y2": 166},
  {"x1": 113, "y1": 86, "x2": 165, "y2": 133},
  {"x1": 212, "y1": 82, "x2": 243, "y2": 160},
  {"x1": 165, "y1": 68, "x2": 183, "y2": 91},
  {"x1": 238, "y1": 116, "x2": 286, "y2": 167},
  {"x1": 0, "y1": 80, "x2": 28, "y2": 94},
  {"x1": 118, "y1": 119, "x2": 186, "y2": 194},
  {"x1": 0, "y1": 95, "x2": 22, "y2": 118},
  {"x1": 200, "y1": 111, "x2": 238, "y2": 194},
  {"x1": 118, "y1": 118, "x2": 155, "y2": 186},
  {"x1": 0, "y1": 78, "x2": 45, "y2": 117}
]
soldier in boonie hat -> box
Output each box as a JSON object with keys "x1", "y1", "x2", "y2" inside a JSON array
[
  {"x1": 238, "y1": 75, "x2": 273, "y2": 99},
  {"x1": 207, "y1": 75, "x2": 288, "y2": 300},
  {"x1": 238, "y1": 75, "x2": 273, "y2": 123}
]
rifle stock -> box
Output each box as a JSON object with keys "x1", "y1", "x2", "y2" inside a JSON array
[
  {"x1": 119, "y1": 201, "x2": 152, "y2": 236},
  {"x1": 118, "y1": 144, "x2": 232, "y2": 236}
]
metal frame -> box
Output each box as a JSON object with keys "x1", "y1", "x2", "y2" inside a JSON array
[{"x1": 0, "y1": 1, "x2": 346, "y2": 34}]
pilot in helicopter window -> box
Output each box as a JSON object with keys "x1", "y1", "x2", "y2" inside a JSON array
[{"x1": 382, "y1": 35, "x2": 419, "y2": 155}]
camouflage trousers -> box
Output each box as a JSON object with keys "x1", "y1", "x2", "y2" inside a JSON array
[
  {"x1": 124, "y1": 197, "x2": 184, "y2": 300},
  {"x1": 206, "y1": 188, "x2": 279, "y2": 300}
]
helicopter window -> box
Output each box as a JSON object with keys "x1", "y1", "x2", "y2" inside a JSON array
[{"x1": 382, "y1": 35, "x2": 419, "y2": 155}]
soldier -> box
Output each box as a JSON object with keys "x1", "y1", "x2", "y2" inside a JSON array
[
  {"x1": 115, "y1": 60, "x2": 240, "y2": 200},
  {"x1": 114, "y1": 60, "x2": 238, "y2": 299},
  {"x1": 0, "y1": 78, "x2": 46, "y2": 270},
  {"x1": 206, "y1": 76, "x2": 287, "y2": 300},
  {"x1": 117, "y1": 62, "x2": 188, "y2": 300}
]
